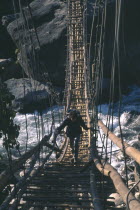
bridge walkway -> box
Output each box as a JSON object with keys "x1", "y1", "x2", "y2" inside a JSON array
[{"x1": 16, "y1": 139, "x2": 123, "y2": 210}]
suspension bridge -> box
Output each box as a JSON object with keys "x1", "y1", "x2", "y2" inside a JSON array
[{"x1": 0, "y1": 0, "x2": 140, "y2": 209}]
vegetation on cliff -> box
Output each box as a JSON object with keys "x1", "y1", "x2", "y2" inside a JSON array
[{"x1": 0, "y1": 71, "x2": 20, "y2": 164}]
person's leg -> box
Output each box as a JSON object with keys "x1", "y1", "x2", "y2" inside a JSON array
[
  {"x1": 69, "y1": 137, "x2": 74, "y2": 156},
  {"x1": 74, "y1": 135, "x2": 80, "y2": 162}
]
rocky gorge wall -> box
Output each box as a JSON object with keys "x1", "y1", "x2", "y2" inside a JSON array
[{"x1": 0, "y1": 0, "x2": 140, "y2": 111}]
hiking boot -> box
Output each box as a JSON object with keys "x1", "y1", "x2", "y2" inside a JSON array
[
  {"x1": 73, "y1": 158, "x2": 78, "y2": 165},
  {"x1": 71, "y1": 148, "x2": 74, "y2": 155},
  {"x1": 71, "y1": 155, "x2": 75, "y2": 163}
]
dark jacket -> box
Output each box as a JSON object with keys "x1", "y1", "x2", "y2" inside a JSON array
[{"x1": 57, "y1": 116, "x2": 88, "y2": 138}]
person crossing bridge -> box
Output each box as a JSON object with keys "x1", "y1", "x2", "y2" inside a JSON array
[{"x1": 56, "y1": 110, "x2": 90, "y2": 163}]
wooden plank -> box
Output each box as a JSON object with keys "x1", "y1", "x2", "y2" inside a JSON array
[
  {"x1": 98, "y1": 120, "x2": 140, "y2": 164},
  {"x1": 18, "y1": 203, "x2": 93, "y2": 208},
  {"x1": 102, "y1": 161, "x2": 140, "y2": 210},
  {"x1": 22, "y1": 196, "x2": 93, "y2": 202},
  {"x1": 26, "y1": 188, "x2": 91, "y2": 193},
  {"x1": 0, "y1": 134, "x2": 52, "y2": 192}
]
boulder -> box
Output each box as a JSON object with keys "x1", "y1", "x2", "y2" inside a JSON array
[
  {"x1": 2, "y1": 14, "x2": 19, "y2": 27},
  {"x1": 4, "y1": 0, "x2": 67, "y2": 86},
  {"x1": 5, "y1": 78, "x2": 60, "y2": 112},
  {"x1": 2, "y1": 0, "x2": 140, "y2": 90}
]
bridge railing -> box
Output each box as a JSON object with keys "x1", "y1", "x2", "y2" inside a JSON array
[
  {"x1": 82, "y1": 155, "x2": 140, "y2": 210},
  {"x1": 0, "y1": 130, "x2": 65, "y2": 210},
  {"x1": 101, "y1": 160, "x2": 140, "y2": 210},
  {"x1": 0, "y1": 133, "x2": 50, "y2": 192},
  {"x1": 96, "y1": 120, "x2": 140, "y2": 210},
  {"x1": 81, "y1": 119, "x2": 140, "y2": 210},
  {"x1": 0, "y1": 149, "x2": 53, "y2": 210},
  {"x1": 98, "y1": 120, "x2": 140, "y2": 165}
]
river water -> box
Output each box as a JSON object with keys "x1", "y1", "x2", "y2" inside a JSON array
[
  {"x1": 0, "y1": 85, "x2": 140, "y2": 175},
  {"x1": 98, "y1": 85, "x2": 140, "y2": 176}
]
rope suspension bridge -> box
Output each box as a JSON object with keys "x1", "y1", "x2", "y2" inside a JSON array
[{"x1": 0, "y1": 0, "x2": 140, "y2": 209}]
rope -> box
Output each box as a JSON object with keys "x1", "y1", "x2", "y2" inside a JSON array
[
  {"x1": 115, "y1": 0, "x2": 129, "y2": 186},
  {"x1": 0, "y1": 1, "x2": 135, "y2": 209}
]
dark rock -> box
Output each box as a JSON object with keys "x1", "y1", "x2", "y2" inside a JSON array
[
  {"x1": 6, "y1": 0, "x2": 67, "y2": 86},
  {"x1": 2, "y1": 0, "x2": 140, "y2": 89},
  {"x1": 102, "y1": 78, "x2": 110, "y2": 90},
  {"x1": 0, "y1": 25, "x2": 16, "y2": 59},
  {"x1": 5, "y1": 78, "x2": 60, "y2": 112},
  {"x1": 0, "y1": 59, "x2": 23, "y2": 82},
  {"x1": 2, "y1": 14, "x2": 19, "y2": 27},
  {"x1": 103, "y1": 1, "x2": 140, "y2": 87}
]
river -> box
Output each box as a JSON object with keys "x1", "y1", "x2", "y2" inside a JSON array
[{"x1": 0, "y1": 85, "x2": 140, "y2": 176}]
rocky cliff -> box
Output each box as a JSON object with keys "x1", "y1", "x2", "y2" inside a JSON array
[
  {"x1": 1, "y1": 0, "x2": 140, "y2": 94},
  {"x1": 2, "y1": 0, "x2": 67, "y2": 86}
]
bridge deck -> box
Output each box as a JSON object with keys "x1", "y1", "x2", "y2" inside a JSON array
[
  {"x1": 15, "y1": 141, "x2": 125, "y2": 210},
  {"x1": 3, "y1": 1, "x2": 127, "y2": 209}
]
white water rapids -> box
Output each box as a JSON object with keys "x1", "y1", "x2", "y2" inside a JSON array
[{"x1": 0, "y1": 85, "x2": 140, "y2": 176}]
